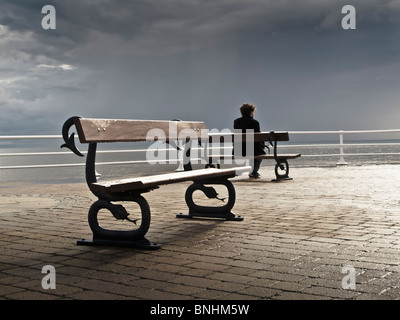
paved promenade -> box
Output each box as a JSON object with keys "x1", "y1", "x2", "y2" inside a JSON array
[{"x1": 1, "y1": 164, "x2": 400, "y2": 300}]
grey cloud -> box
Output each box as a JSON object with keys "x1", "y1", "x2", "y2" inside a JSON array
[
  {"x1": 2, "y1": 1, "x2": 399, "y2": 58},
  {"x1": 0, "y1": 0, "x2": 399, "y2": 135}
]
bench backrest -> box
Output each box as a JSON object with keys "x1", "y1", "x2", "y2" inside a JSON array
[
  {"x1": 72, "y1": 118, "x2": 288, "y2": 144},
  {"x1": 74, "y1": 118, "x2": 208, "y2": 143},
  {"x1": 209, "y1": 132, "x2": 289, "y2": 143}
]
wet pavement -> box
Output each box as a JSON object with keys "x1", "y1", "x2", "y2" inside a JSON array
[{"x1": 1, "y1": 165, "x2": 400, "y2": 300}]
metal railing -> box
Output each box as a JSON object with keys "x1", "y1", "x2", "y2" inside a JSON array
[
  {"x1": 287, "y1": 129, "x2": 400, "y2": 165},
  {"x1": 1, "y1": 129, "x2": 400, "y2": 170}
]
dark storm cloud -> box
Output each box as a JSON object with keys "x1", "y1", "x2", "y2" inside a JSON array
[{"x1": 0, "y1": 0, "x2": 399, "y2": 134}]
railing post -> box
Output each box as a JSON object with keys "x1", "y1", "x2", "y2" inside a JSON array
[
  {"x1": 336, "y1": 130, "x2": 348, "y2": 165},
  {"x1": 175, "y1": 140, "x2": 184, "y2": 171}
]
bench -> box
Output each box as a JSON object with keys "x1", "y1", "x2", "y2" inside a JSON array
[
  {"x1": 206, "y1": 131, "x2": 301, "y2": 181},
  {"x1": 61, "y1": 116, "x2": 251, "y2": 250}
]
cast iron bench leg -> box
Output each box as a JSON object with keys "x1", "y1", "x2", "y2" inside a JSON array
[
  {"x1": 77, "y1": 195, "x2": 161, "y2": 250},
  {"x1": 273, "y1": 159, "x2": 293, "y2": 182},
  {"x1": 177, "y1": 180, "x2": 243, "y2": 221}
]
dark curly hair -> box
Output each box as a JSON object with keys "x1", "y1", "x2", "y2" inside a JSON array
[{"x1": 239, "y1": 103, "x2": 256, "y2": 116}]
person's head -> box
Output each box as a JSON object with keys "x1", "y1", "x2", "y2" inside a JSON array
[{"x1": 239, "y1": 103, "x2": 256, "y2": 117}]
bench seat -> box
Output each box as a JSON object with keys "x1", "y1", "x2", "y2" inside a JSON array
[
  {"x1": 255, "y1": 153, "x2": 301, "y2": 160},
  {"x1": 208, "y1": 153, "x2": 301, "y2": 160},
  {"x1": 207, "y1": 153, "x2": 301, "y2": 180},
  {"x1": 91, "y1": 166, "x2": 252, "y2": 194}
]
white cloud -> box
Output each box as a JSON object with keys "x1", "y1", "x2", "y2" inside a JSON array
[{"x1": 36, "y1": 64, "x2": 77, "y2": 71}]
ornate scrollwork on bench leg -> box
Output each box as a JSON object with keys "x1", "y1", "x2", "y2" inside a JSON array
[
  {"x1": 273, "y1": 159, "x2": 293, "y2": 182},
  {"x1": 77, "y1": 195, "x2": 161, "y2": 250},
  {"x1": 177, "y1": 179, "x2": 243, "y2": 221}
]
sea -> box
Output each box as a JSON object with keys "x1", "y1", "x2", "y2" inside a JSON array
[{"x1": 1, "y1": 138, "x2": 400, "y2": 184}]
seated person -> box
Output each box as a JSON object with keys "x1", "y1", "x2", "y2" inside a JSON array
[{"x1": 233, "y1": 103, "x2": 266, "y2": 178}]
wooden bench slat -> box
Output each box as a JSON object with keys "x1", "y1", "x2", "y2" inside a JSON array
[
  {"x1": 75, "y1": 118, "x2": 208, "y2": 143},
  {"x1": 258, "y1": 154, "x2": 301, "y2": 160},
  {"x1": 208, "y1": 153, "x2": 301, "y2": 160},
  {"x1": 209, "y1": 132, "x2": 289, "y2": 143},
  {"x1": 91, "y1": 166, "x2": 252, "y2": 193}
]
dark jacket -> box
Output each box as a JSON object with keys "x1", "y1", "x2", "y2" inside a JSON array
[{"x1": 233, "y1": 116, "x2": 266, "y2": 156}]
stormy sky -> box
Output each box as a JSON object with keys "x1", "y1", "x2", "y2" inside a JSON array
[{"x1": 0, "y1": 0, "x2": 399, "y2": 135}]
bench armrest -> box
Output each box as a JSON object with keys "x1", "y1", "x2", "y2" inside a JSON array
[{"x1": 61, "y1": 116, "x2": 84, "y2": 157}]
